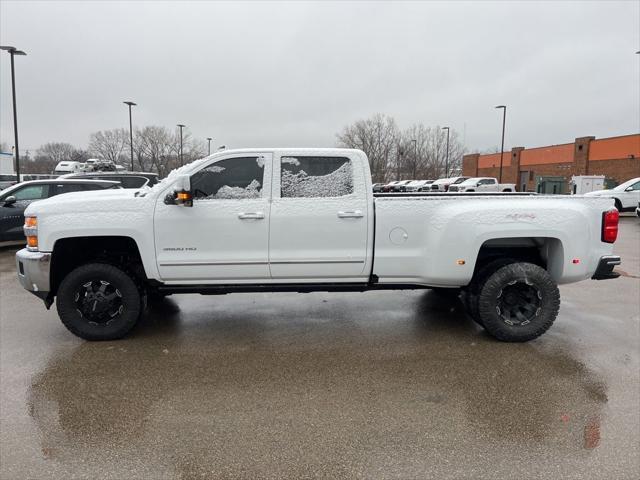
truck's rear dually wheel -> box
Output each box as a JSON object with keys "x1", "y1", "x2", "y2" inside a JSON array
[
  {"x1": 477, "y1": 262, "x2": 560, "y2": 342},
  {"x1": 56, "y1": 263, "x2": 142, "y2": 340}
]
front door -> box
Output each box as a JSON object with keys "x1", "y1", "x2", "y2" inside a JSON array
[
  {"x1": 154, "y1": 153, "x2": 272, "y2": 282},
  {"x1": 268, "y1": 153, "x2": 369, "y2": 280},
  {"x1": 0, "y1": 183, "x2": 51, "y2": 241}
]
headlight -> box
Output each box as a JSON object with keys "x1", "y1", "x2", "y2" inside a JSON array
[{"x1": 24, "y1": 216, "x2": 38, "y2": 251}]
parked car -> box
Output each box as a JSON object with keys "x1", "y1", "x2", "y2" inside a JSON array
[
  {"x1": 584, "y1": 177, "x2": 640, "y2": 212},
  {"x1": 391, "y1": 180, "x2": 414, "y2": 192},
  {"x1": 61, "y1": 171, "x2": 159, "y2": 188},
  {"x1": 448, "y1": 177, "x2": 516, "y2": 192},
  {"x1": 372, "y1": 183, "x2": 385, "y2": 193},
  {"x1": 405, "y1": 180, "x2": 434, "y2": 192},
  {"x1": 16, "y1": 148, "x2": 621, "y2": 343},
  {"x1": 430, "y1": 176, "x2": 469, "y2": 191},
  {"x1": 0, "y1": 174, "x2": 18, "y2": 190},
  {"x1": 382, "y1": 180, "x2": 401, "y2": 192},
  {"x1": 636, "y1": 201, "x2": 640, "y2": 219},
  {"x1": 0, "y1": 179, "x2": 120, "y2": 242}
]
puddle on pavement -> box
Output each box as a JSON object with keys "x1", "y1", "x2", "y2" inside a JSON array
[{"x1": 25, "y1": 293, "x2": 609, "y2": 474}]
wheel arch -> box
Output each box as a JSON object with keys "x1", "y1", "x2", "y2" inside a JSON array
[
  {"x1": 472, "y1": 236, "x2": 565, "y2": 282},
  {"x1": 50, "y1": 236, "x2": 147, "y2": 296}
]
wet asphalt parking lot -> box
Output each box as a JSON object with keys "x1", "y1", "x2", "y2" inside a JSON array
[{"x1": 1, "y1": 217, "x2": 638, "y2": 479}]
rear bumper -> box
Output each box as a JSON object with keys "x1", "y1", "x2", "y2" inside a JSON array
[
  {"x1": 591, "y1": 255, "x2": 621, "y2": 280},
  {"x1": 15, "y1": 248, "x2": 51, "y2": 299}
]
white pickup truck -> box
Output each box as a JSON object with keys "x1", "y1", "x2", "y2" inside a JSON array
[
  {"x1": 448, "y1": 177, "x2": 516, "y2": 192},
  {"x1": 16, "y1": 148, "x2": 621, "y2": 342}
]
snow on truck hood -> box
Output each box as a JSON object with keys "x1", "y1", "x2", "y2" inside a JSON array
[{"x1": 24, "y1": 188, "x2": 143, "y2": 216}]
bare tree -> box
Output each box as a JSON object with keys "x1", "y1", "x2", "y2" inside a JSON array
[
  {"x1": 336, "y1": 113, "x2": 399, "y2": 183},
  {"x1": 89, "y1": 129, "x2": 128, "y2": 164},
  {"x1": 24, "y1": 142, "x2": 83, "y2": 174},
  {"x1": 337, "y1": 115, "x2": 466, "y2": 182},
  {"x1": 399, "y1": 124, "x2": 431, "y2": 179},
  {"x1": 134, "y1": 126, "x2": 177, "y2": 177},
  {"x1": 35, "y1": 142, "x2": 77, "y2": 164}
]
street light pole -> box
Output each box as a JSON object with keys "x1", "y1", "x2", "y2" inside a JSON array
[
  {"x1": 177, "y1": 124, "x2": 186, "y2": 165},
  {"x1": 207, "y1": 137, "x2": 213, "y2": 156},
  {"x1": 411, "y1": 139, "x2": 417, "y2": 178},
  {"x1": 123, "y1": 101, "x2": 136, "y2": 171},
  {"x1": 0, "y1": 46, "x2": 27, "y2": 181},
  {"x1": 442, "y1": 127, "x2": 450, "y2": 177},
  {"x1": 495, "y1": 105, "x2": 507, "y2": 183}
]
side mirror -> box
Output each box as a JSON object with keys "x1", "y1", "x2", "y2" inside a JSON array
[
  {"x1": 3, "y1": 195, "x2": 16, "y2": 207},
  {"x1": 625, "y1": 186, "x2": 634, "y2": 192},
  {"x1": 168, "y1": 174, "x2": 193, "y2": 207}
]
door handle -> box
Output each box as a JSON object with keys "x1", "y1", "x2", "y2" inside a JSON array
[
  {"x1": 337, "y1": 210, "x2": 364, "y2": 218},
  {"x1": 238, "y1": 212, "x2": 265, "y2": 220}
]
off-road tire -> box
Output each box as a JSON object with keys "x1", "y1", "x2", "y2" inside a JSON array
[
  {"x1": 464, "y1": 258, "x2": 515, "y2": 326},
  {"x1": 477, "y1": 262, "x2": 560, "y2": 342},
  {"x1": 56, "y1": 263, "x2": 142, "y2": 341},
  {"x1": 614, "y1": 199, "x2": 622, "y2": 212}
]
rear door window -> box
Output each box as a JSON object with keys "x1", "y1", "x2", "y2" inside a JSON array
[{"x1": 280, "y1": 156, "x2": 353, "y2": 198}]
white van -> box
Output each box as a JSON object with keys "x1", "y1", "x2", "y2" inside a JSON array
[{"x1": 53, "y1": 161, "x2": 85, "y2": 176}]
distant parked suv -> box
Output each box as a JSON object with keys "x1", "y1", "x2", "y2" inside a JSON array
[
  {"x1": 405, "y1": 180, "x2": 434, "y2": 192},
  {"x1": 1, "y1": 179, "x2": 120, "y2": 242},
  {"x1": 430, "y1": 176, "x2": 469, "y2": 191},
  {"x1": 391, "y1": 180, "x2": 414, "y2": 192},
  {"x1": 61, "y1": 171, "x2": 159, "y2": 188}
]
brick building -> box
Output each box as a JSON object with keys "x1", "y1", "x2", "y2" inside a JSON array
[{"x1": 462, "y1": 133, "x2": 640, "y2": 193}]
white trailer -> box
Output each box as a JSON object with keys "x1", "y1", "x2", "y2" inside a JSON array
[{"x1": 571, "y1": 175, "x2": 605, "y2": 195}]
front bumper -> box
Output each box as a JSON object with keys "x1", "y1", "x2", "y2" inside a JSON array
[
  {"x1": 16, "y1": 248, "x2": 51, "y2": 300},
  {"x1": 591, "y1": 255, "x2": 621, "y2": 280}
]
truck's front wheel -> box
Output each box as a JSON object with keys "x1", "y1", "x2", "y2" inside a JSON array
[
  {"x1": 56, "y1": 263, "x2": 142, "y2": 340},
  {"x1": 477, "y1": 262, "x2": 560, "y2": 342}
]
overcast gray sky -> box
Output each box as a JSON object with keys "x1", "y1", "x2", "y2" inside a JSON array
[{"x1": 1, "y1": 0, "x2": 639, "y2": 156}]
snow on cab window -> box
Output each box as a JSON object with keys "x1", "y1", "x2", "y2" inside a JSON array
[
  {"x1": 191, "y1": 157, "x2": 264, "y2": 200},
  {"x1": 281, "y1": 156, "x2": 353, "y2": 198}
]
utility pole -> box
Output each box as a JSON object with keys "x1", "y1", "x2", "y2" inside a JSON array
[
  {"x1": 123, "y1": 101, "x2": 136, "y2": 171},
  {"x1": 495, "y1": 105, "x2": 507, "y2": 183},
  {"x1": 411, "y1": 139, "x2": 417, "y2": 178},
  {"x1": 177, "y1": 124, "x2": 186, "y2": 165},
  {"x1": 442, "y1": 127, "x2": 450, "y2": 177},
  {"x1": 0, "y1": 46, "x2": 27, "y2": 181}
]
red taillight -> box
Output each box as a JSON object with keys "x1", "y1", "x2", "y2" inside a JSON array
[{"x1": 601, "y1": 209, "x2": 619, "y2": 243}]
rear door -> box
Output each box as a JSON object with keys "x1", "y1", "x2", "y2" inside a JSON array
[
  {"x1": 269, "y1": 153, "x2": 369, "y2": 280},
  {"x1": 478, "y1": 178, "x2": 497, "y2": 191}
]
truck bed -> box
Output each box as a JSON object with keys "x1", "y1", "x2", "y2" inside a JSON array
[{"x1": 371, "y1": 193, "x2": 616, "y2": 286}]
